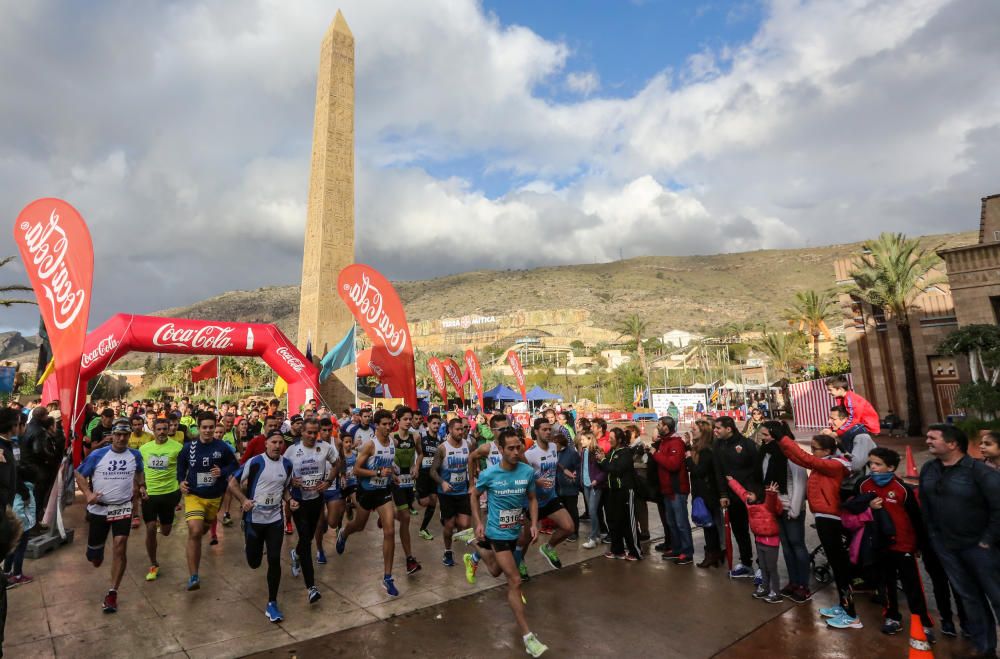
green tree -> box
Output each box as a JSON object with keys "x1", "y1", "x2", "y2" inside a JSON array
[
  {"x1": 954, "y1": 382, "x2": 1000, "y2": 420},
  {"x1": 615, "y1": 314, "x2": 649, "y2": 379},
  {"x1": 0, "y1": 256, "x2": 36, "y2": 307},
  {"x1": 783, "y1": 289, "x2": 837, "y2": 372},
  {"x1": 937, "y1": 324, "x2": 1000, "y2": 385},
  {"x1": 752, "y1": 329, "x2": 808, "y2": 413},
  {"x1": 848, "y1": 233, "x2": 943, "y2": 435}
]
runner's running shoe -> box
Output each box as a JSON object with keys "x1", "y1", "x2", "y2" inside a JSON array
[
  {"x1": 539, "y1": 544, "x2": 562, "y2": 569},
  {"x1": 419, "y1": 529, "x2": 434, "y2": 541},
  {"x1": 187, "y1": 574, "x2": 200, "y2": 591},
  {"x1": 308, "y1": 586, "x2": 322, "y2": 604},
  {"x1": 336, "y1": 529, "x2": 347, "y2": 555},
  {"x1": 265, "y1": 601, "x2": 283, "y2": 623},
  {"x1": 102, "y1": 590, "x2": 117, "y2": 614},
  {"x1": 145, "y1": 566, "x2": 159, "y2": 581},
  {"x1": 826, "y1": 614, "x2": 863, "y2": 629},
  {"x1": 524, "y1": 632, "x2": 548, "y2": 657},
  {"x1": 221, "y1": 512, "x2": 233, "y2": 527},
  {"x1": 463, "y1": 553, "x2": 479, "y2": 584},
  {"x1": 316, "y1": 549, "x2": 327, "y2": 565},
  {"x1": 406, "y1": 556, "x2": 422, "y2": 574},
  {"x1": 453, "y1": 527, "x2": 475, "y2": 544},
  {"x1": 819, "y1": 605, "x2": 846, "y2": 618},
  {"x1": 382, "y1": 575, "x2": 399, "y2": 597},
  {"x1": 442, "y1": 550, "x2": 455, "y2": 567}
]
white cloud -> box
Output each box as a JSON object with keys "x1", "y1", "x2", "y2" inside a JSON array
[
  {"x1": 566, "y1": 71, "x2": 601, "y2": 96},
  {"x1": 1, "y1": 0, "x2": 998, "y2": 334}
]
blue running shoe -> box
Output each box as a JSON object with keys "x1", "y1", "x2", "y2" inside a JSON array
[
  {"x1": 826, "y1": 614, "x2": 863, "y2": 629},
  {"x1": 308, "y1": 586, "x2": 322, "y2": 604},
  {"x1": 819, "y1": 605, "x2": 847, "y2": 618},
  {"x1": 187, "y1": 574, "x2": 200, "y2": 591},
  {"x1": 728, "y1": 564, "x2": 752, "y2": 579},
  {"x1": 336, "y1": 530, "x2": 347, "y2": 555},
  {"x1": 383, "y1": 575, "x2": 399, "y2": 597},
  {"x1": 442, "y1": 550, "x2": 455, "y2": 567},
  {"x1": 265, "y1": 601, "x2": 283, "y2": 622},
  {"x1": 316, "y1": 549, "x2": 327, "y2": 565}
]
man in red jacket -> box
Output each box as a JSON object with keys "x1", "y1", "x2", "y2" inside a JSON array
[{"x1": 651, "y1": 417, "x2": 693, "y2": 564}]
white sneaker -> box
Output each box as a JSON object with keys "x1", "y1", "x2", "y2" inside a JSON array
[{"x1": 582, "y1": 539, "x2": 597, "y2": 549}]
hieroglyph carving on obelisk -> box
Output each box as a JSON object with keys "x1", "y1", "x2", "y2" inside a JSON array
[{"x1": 297, "y1": 9, "x2": 356, "y2": 410}]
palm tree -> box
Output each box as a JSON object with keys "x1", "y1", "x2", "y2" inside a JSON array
[
  {"x1": 615, "y1": 314, "x2": 650, "y2": 378},
  {"x1": 752, "y1": 329, "x2": 808, "y2": 414},
  {"x1": 783, "y1": 289, "x2": 837, "y2": 372},
  {"x1": 848, "y1": 232, "x2": 942, "y2": 435},
  {"x1": 0, "y1": 256, "x2": 36, "y2": 307}
]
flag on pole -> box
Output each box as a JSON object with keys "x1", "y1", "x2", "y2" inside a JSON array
[
  {"x1": 274, "y1": 376, "x2": 287, "y2": 398},
  {"x1": 320, "y1": 325, "x2": 355, "y2": 383},
  {"x1": 36, "y1": 358, "x2": 55, "y2": 386},
  {"x1": 191, "y1": 357, "x2": 218, "y2": 383}
]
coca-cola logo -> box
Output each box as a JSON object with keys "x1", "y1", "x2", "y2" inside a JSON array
[
  {"x1": 342, "y1": 273, "x2": 408, "y2": 357},
  {"x1": 367, "y1": 360, "x2": 384, "y2": 377},
  {"x1": 442, "y1": 361, "x2": 462, "y2": 387},
  {"x1": 508, "y1": 352, "x2": 525, "y2": 388},
  {"x1": 19, "y1": 210, "x2": 87, "y2": 330},
  {"x1": 82, "y1": 334, "x2": 119, "y2": 368},
  {"x1": 428, "y1": 360, "x2": 446, "y2": 389},
  {"x1": 276, "y1": 346, "x2": 306, "y2": 373},
  {"x1": 152, "y1": 323, "x2": 234, "y2": 350},
  {"x1": 465, "y1": 354, "x2": 482, "y2": 392}
]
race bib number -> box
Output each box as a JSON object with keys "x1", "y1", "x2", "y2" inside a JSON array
[
  {"x1": 301, "y1": 475, "x2": 322, "y2": 489},
  {"x1": 449, "y1": 471, "x2": 467, "y2": 485},
  {"x1": 398, "y1": 474, "x2": 414, "y2": 488},
  {"x1": 421, "y1": 457, "x2": 434, "y2": 468},
  {"x1": 369, "y1": 476, "x2": 388, "y2": 488},
  {"x1": 148, "y1": 455, "x2": 169, "y2": 470},
  {"x1": 106, "y1": 502, "x2": 132, "y2": 522},
  {"x1": 498, "y1": 508, "x2": 521, "y2": 529},
  {"x1": 255, "y1": 493, "x2": 279, "y2": 507},
  {"x1": 196, "y1": 472, "x2": 216, "y2": 487}
]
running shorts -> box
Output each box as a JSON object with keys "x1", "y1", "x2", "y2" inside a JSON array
[
  {"x1": 538, "y1": 498, "x2": 566, "y2": 519},
  {"x1": 478, "y1": 536, "x2": 518, "y2": 553},
  {"x1": 358, "y1": 488, "x2": 393, "y2": 511},
  {"x1": 142, "y1": 490, "x2": 181, "y2": 525},
  {"x1": 392, "y1": 486, "x2": 415, "y2": 510},
  {"x1": 416, "y1": 472, "x2": 436, "y2": 499},
  {"x1": 184, "y1": 494, "x2": 222, "y2": 522},
  {"x1": 439, "y1": 493, "x2": 471, "y2": 520},
  {"x1": 87, "y1": 512, "x2": 132, "y2": 546}
]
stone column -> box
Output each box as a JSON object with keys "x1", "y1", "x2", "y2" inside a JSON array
[{"x1": 297, "y1": 9, "x2": 356, "y2": 411}]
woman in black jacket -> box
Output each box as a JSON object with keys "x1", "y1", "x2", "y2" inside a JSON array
[
  {"x1": 596, "y1": 428, "x2": 642, "y2": 560},
  {"x1": 685, "y1": 419, "x2": 723, "y2": 568}
]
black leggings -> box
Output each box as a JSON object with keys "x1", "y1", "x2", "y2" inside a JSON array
[
  {"x1": 815, "y1": 516, "x2": 855, "y2": 617},
  {"x1": 606, "y1": 489, "x2": 642, "y2": 558},
  {"x1": 880, "y1": 550, "x2": 931, "y2": 627},
  {"x1": 245, "y1": 521, "x2": 284, "y2": 602},
  {"x1": 560, "y1": 495, "x2": 579, "y2": 535},
  {"x1": 292, "y1": 497, "x2": 324, "y2": 589}
]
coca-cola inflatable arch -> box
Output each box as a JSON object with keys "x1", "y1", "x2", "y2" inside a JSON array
[{"x1": 74, "y1": 313, "x2": 319, "y2": 459}]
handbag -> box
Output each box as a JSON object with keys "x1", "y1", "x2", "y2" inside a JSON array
[{"x1": 691, "y1": 496, "x2": 714, "y2": 527}]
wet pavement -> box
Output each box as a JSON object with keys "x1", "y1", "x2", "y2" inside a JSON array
[{"x1": 5, "y1": 432, "x2": 992, "y2": 658}]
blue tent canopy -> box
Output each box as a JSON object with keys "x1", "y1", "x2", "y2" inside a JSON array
[
  {"x1": 483, "y1": 383, "x2": 522, "y2": 401},
  {"x1": 526, "y1": 385, "x2": 562, "y2": 401}
]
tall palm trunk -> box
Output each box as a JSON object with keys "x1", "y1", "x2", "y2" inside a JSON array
[
  {"x1": 897, "y1": 322, "x2": 923, "y2": 436},
  {"x1": 812, "y1": 331, "x2": 821, "y2": 372}
]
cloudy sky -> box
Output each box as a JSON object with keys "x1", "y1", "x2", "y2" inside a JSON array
[{"x1": 2, "y1": 0, "x2": 998, "y2": 333}]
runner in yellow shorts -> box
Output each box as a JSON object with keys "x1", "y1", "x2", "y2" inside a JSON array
[{"x1": 177, "y1": 414, "x2": 237, "y2": 591}]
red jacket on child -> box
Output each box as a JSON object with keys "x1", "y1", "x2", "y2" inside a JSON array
[
  {"x1": 835, "y1": 391, "x2": 880, "y2": 436},
  {"x1": 778, "y1": 437, "x2": 850, "y2": 518},
  {"x1": 727, "y1": 478, "x2": 782, "y2": 545}
]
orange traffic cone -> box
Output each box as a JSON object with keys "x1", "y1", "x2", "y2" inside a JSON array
[
  {"x1": 908, "y1": 614, "x2": 933, "y2": 658},
  {"x1": 905, "y1": 446, "x2": 918, "y2": 479}
]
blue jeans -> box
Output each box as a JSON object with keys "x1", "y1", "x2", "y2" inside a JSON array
[
  {"x1": 932, "y1": 539, "x2": 1000, "y2": 655},
  {"x1": 777, "y1": 513, "x2": 810, "y2": 588},
  {"x1": 584, "y1": 485, "x2": 602, "y2": 542},
  {"x1": 663, "y1": 494, "x2": 693, "y2": 556}
]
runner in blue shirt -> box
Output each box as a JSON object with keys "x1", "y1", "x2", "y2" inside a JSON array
[{"x1": 466, "y1": 429, "x2": 547, "y2": 658}]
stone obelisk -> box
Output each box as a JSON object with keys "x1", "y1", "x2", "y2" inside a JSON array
[{"x1": 297, "y1": 9, "x2": 356, "y2": 410}]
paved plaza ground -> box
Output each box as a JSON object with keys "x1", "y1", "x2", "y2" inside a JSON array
[{"x1": 3, "y1": 433, "x2": 991, "y2": 658}]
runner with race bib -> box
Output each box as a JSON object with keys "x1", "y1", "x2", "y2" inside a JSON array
[
  {"x1": 432, "y1": 417, "x2": 473, "y2": 568},
  {"x1": 138, "y1": 417, "x2": 183, "y2": 582},
  {"x1": 75, "y1": 419, "x2": 146, "y2": 613},
  {"x1": 392, "y1": 406, "x2": 423, "y2": 576},
  {"x1": 416, "y1": 414, "x2": 443, "y2": 541}
]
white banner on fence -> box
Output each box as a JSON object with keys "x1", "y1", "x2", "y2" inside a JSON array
[{"x1": 652, "y1": 393, "x2": 708, "y2": 419}]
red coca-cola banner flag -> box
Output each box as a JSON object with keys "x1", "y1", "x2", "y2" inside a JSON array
[
  {"x1": 507, "y1": 350, "x2": 527, "y2": 402},
  {"x1": 191, "y1": 356, "x2": 218, "y2": 382},
  {"x1": 427, "y1": 357, "x2": 449, "y2": 404},
  {"x1": 13, "y1": 198, "x2": 93, "y2": 443},
  {"x1": 442, "y1": 358, "x2": 464, "y2": 404},
  {"x1": 464, "y1": 350, "x2": 484, "y2": 409},
  {"x1": 337, "y1": 264, "x2": 417, "y2": 409}
]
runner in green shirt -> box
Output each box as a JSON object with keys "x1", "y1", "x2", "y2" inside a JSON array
[
  {"x1": 392, "y1": 407, "x2": 423, "y2": 576},
  {"x1": 138, "y1": 418, "x2": 183, "y2": 582}
]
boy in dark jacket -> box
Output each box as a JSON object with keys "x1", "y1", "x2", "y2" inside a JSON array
[
  {"x1": 857, "y1": 447, "x2": 933, "y2": 639},
  {"x1": 556, "y1": 435, "x2": 580, "y2": 540}
]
